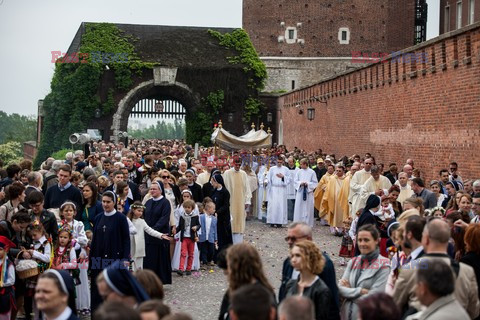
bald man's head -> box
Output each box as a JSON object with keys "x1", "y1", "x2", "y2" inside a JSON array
[{"x1": 422, "y1": 219, "x2": 450, "y2": 253}]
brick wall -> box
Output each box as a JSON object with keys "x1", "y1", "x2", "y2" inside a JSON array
[
  {"x1": 279, "y1": 22, "x2": 480, "y2": 180},
  {"x1": 243, "y1": 0, "x2": 415, "y2": 57},
  {"x1": 440, "y1": 0, "x2": 480, "y2": 34}
]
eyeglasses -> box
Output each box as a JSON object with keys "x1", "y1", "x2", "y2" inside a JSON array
[{"x1": 284, "y1": 235, "x2": 308, "y2": 242}]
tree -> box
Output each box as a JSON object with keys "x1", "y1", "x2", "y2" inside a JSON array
[
  {"x1": 0, "y1": 111, "x2": 37, "y2": 144},
  {"x1": 128, "y1": 119, "x2": 185, "y2": 139}
]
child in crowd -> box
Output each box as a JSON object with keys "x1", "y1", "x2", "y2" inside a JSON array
[
  {"x1": 26, "y1": 222, "x2": 52, "y2": 320},
  {"x1": 348, "y1": 208, "x2": 362, "y2": 248},
  {"x1": 59, "y1": 201, "x2": 90, "y2": 315},
  {"x1": 0, "y1": 236, "x2": 16, "y2": 320},
  {"x1": 374, "y1": 195, "x2": 395, "y2": 221},
  {"x1": 52, "y1": 225, "x2": 79, "y2": 283},
  {"x1": 338, "y1": 217, "x2": 354, "y2": 266},
  {"x1": 425, "y1": 206, "x2": 446, "y2": 218},
  {"x1": 175, "y1": 199, "x2": 201, "y2": 276},
  {"x1": 172, "y1": 190, "x2": 201, "y2": 272},
  {"x1": 198, "y1": 201, "x2": 218, "y2": 270},
  {"x1": 127, "y1": 201, "x2": 171, "y2": 271}
]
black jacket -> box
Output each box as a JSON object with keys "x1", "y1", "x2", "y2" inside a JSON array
[
  {"x1": 285, "y1": 277, "x2": 332, "y2": 320},
  {"x1": 176, "y1": 214, "x2": 201, "y2": 241},
  {"x1": 279, "y1": 254, "x2": 340, "y2": 320},
  {"x1": 188, "y1": 183, "x2": 204, "y2": 203}
]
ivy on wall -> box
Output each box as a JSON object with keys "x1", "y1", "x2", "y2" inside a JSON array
[
  {"x1": 186, "y1": 90, "x2": 224, "y2": 146},
  {"x1": 208, "y1": 29, "x2": 266, "y2": 123},
  {"x1": 35, "y1": 23, "x2": 155, "y2": 167}
]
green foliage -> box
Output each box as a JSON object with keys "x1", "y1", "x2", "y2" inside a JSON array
[
  {"x1": 208, "y1": 29, "x2": 267, "y2": 91},
  {"x1": 186, "y1": 90, "x2": 224, "y2": 146},
  {"x1": 128, "y1": 120, "x2": 185, "y2": 139},
  {"x1": 0, "y1": 141, "x2": 23, "y2": 165},
  {"x1": 0, "y1": 112, "x2": 37, "y2": 144},
  {"x1": 243, "y1": 97, "x2": 265, "y2": 122},
  {"x1": 35, "y1": 23, "x2": 157, "y2": 168},
  {"x1": 50, "y1": 149, "x2": 72, "y2": 161},
  {"x1": 208, "y1": 29, "x2": 267, "y2": 124}
]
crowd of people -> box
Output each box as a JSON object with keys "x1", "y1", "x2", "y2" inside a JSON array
[{"x1": 0, "y1": 138, "x2": 479, "y2": 320}]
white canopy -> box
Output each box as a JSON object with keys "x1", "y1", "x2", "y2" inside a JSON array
[{"x1": 211, "y1": 127, "x2": 272, "y2": 150}]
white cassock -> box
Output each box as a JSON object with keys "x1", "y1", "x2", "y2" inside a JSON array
[
  {"x1": 349, "y1": 169, "x2": 371, "y2": 216},
  {"x1": 257, "y1": 165, "x2": 269, "y2": 220},
  {"x1": 360, "y1": 176, "x2": 392, "y2": 202},
  {"x1": 293, "y1": 168, "x2": 318, "y2": 227},
  {"x1": 266, "y1": 165, "x2": 291, "y2": 225},
  {"x1": 394, "y1": 181, "x2": 414, "y2": 204},
  {"x1": 286, "y1": 168, "x2": 298, "y2": 201}
]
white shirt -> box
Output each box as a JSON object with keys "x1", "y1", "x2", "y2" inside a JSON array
[
  {"x1": 51, "y1": 306, "x2": 73, "y2": 320},
  {"x1": 410, "y1": 246, "x2": 424, "y2": 261},
  {"x1": 205, "y1": 214, "x2": 213, "y2": 241}
]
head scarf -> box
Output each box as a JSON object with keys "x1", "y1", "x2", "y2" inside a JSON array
[
  {"x1": 44, "y1": 269, "x2": 77, "y2": 314},
  {"x1": 212, "y1": 174, "x2": 226, "y2": 189},
  {"x1": 155, "y1": 180, "x2": 165, "y2": 195},
  {"x1": 364, "y1": 194, "x2": 381, "y2": 212},
  {"x1": 102, "y1": 261, "x2": 150, "y2": 304},
  {"x1": 103, "y1": 191, "x2": 117, "y2": 211}
]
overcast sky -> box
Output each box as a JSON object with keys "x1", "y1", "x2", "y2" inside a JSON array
[{"x1": 0, "y1": 0, "x2": 439, "y2": 117}]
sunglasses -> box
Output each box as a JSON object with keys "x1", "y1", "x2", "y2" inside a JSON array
[{"x1": 161, "y1": 176, "x2": 169, "y2": 179}]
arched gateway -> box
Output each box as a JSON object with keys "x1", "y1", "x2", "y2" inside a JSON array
[{"x1": 36, "y1": 23, "x2": 271, "y2": 163}]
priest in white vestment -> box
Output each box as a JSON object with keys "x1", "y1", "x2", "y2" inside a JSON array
[
  {"x1": 266, "y1": 155, "x2": 291, "y2": 227},
  {"x1": 286, "y1": 156, "x2": 299, "y2": 221},
  {"x1": 360, "y1": 165, "x2": 392, "y2": 203},
  {"x1": 349, "y1": 158, "x2": 374, "y2": 216},
  {"x1": 223, "y1": 159, "x2": 252, "y2": 243},
  {"x1": 293, "y1": 159, "x2": 318, "y2": 227},
  {"x1": 394, "y1": 172, "x2": 414, "y2": 205}
]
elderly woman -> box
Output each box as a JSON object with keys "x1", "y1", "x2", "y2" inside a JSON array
[
  {"x1": 35, "y1": 270, "x2": 79, "y2": 320},
  {"x1": 284, "y1": 240, "x2": 333, "y2": 320},
  {"x1": 339, "y1": 224, "x2": 391, "y2": 320}
]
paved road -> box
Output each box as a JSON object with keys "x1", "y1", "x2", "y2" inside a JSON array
[{"x1": 164, "y1": 219, "x2": 346, "y2": 320}]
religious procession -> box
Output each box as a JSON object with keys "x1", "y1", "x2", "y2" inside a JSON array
[{"x1": 0, "y1": 122, "x2": 480, "y2": 320}]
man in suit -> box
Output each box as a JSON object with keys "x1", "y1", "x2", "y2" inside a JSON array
[
  {"x1": 405, "y1": 259, "x2": 469, "y2": 320},
  {"x1": 198, "y1": 201, "x2": 218, "y2": 268},
  {"x1": 279, "y1": 222, "x2": 340, "y2": 319},
  {"x1": 393, "y1": 219, "x2": 479, "y2": 319},
  {"x1": 411, "y1": 178, "x2": 437, "y2": 210}
]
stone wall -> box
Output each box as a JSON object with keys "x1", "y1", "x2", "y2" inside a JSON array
[
  {"x1": 262, "y1": 58, "x2": 370, "y2": 92},
  {"x1": 279, "y1": 22, "x2": 480, "y2": 180}
]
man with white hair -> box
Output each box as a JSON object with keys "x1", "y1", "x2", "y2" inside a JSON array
[
  {"x1": 42, "y1": 160, "x2": 64, "y2": 194},
  {"x1": 395, "y1": 172, "x2": 414, "y2": 204},
  {"x1": 403, "y1": 164, "x2": 413, "y2": 181},
  {"x1": 360, "y1": 165, "x2": 392, "y2": 203},
  {"x1": 473, "y1": 179, "x2": 480, "y2": 195}
]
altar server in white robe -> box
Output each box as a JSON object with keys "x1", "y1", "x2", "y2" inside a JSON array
[
  {"x1": 349, "y1": 158, "x2": 373, "y2": 216},
  {"x1": 293, "y1": 158, "x2": 318, "y2": 227},
  {"x1": 256, "y1": 163, "x2": 270, "y2": 220},
  {"x1": 286, "y1": 156, "x2": 299, "y2": 221},
  {"x1": 266, "y1": 155, "x2": 291, "y2": 227}
]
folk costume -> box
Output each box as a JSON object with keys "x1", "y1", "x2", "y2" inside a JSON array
[{"x1": 0, "y1": 236, "x2": 16, "y2": 320}]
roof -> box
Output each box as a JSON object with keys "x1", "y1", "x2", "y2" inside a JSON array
[{"x1": 67, "y1": 23, "x2": 243, "y2": 69}]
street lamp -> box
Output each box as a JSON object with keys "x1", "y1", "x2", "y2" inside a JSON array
[
  {"x1": 94, "y1": 108, "x2": 102, "y2": 118},
  {"x1": 266, "y1": 112, "x2": 273, "y2": 123},
  {"x1": 307, "y1": 106, "x2": 315, "y2": 121},
  {"x1": 227, "y1": 113, "x2": 234, "y2": 123}
]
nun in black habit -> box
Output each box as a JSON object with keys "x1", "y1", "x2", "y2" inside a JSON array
[
  {"x1": 202, "y1": 168, "x2": 220, "y2": 199},
  {"x1": 89, "y1": 191, "x2": 131, "y2": 312},
  {"x1": 354, "y1": 194, "x2": 381, "y2": 256},
  {"x1": 143, "y1": 181, "x2": 172, "y2": 284},
  {"x1": 210, "y1": 174, "x2": 233, "y2": 252}
]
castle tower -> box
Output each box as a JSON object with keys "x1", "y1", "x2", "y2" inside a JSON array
[{"x1": 243, "y1": 0, "x2": 419, "y2": 91}]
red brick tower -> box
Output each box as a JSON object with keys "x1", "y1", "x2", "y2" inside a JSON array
[{"x1": 243, "y1": 0, "x2": 418, "y2": 91}]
